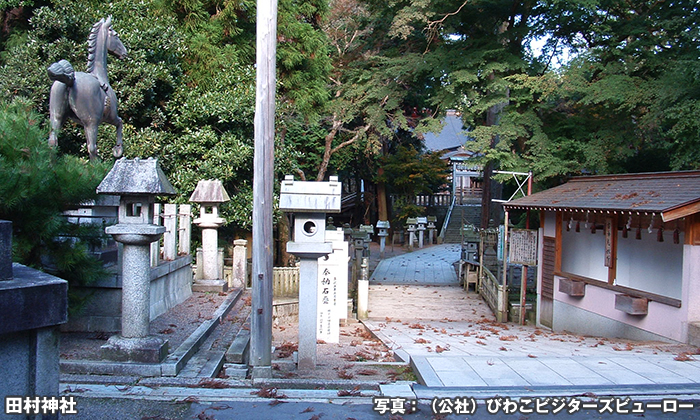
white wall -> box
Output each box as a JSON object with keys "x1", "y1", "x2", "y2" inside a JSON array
[
  {"x1": 616, "y1": 230, "x2": 683, "y2": 299},
  {"x1": 561, "y1": 227, "x2": 608, "y2": 282},
  {"x1": 559, "y1": 218, "x2": 684, "y2": 299}
]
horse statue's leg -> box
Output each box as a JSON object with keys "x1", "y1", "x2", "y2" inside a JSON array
[
  {"x1": 112, "y1": 116, "x2": 123, "y2": 158},
  {"x1": 84, "y1": 123, "x2": 100, "y2": 162},
  {"x1": 48, "y1": 81, "x2": 69, "y2": 148}
]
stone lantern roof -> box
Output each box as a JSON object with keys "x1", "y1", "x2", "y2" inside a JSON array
[
  {"x1": 189, "y1": 180, "x2": 230, "y2": 204},
  {"x1": 97, "y1": 158, "x2": 176, "y2": 196}
]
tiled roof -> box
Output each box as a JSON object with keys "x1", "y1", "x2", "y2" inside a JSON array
[{"x1": 503, "y1": 171, "x2": 700, "y2": 222}]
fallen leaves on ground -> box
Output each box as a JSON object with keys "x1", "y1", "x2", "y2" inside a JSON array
[
  {"x1": 252, "y1": 387, "x2": 287, "y2": 399},
  {"x1": 337, "y1": 386, "x2": 362, "y2": 397},
  {"x1": 276, "y1": 341, "x2": 298, "y2": 358},
  {"x1": 674, "y1": 352, "x2": 696, "y2": 361}
]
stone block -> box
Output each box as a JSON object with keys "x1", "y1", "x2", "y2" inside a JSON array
[
  {"x1": 101, "y1": 335, "x2": 169, "y2": 363},
  {"x1": 0, "y1": 265, "x2": 67, "y2": 335},
  {"x1": 614, "y1": 294, "x2": 648, "y2": 316},
  {"x1": 559, "y1": 278, "x2": 586, "y2": 297}
]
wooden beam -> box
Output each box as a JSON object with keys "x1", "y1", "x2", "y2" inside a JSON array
[
  {"x1": 555, "y1": 271, "x2": 682, "y2": 308},
  {"x1": 555, "y1": 212, "x2": 562, "y2": 272},
  {"x1": 662, "y1": 199, "x2": 700, "y2": 222}
]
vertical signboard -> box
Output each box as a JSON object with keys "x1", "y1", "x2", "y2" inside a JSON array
[
  {"x1": 317, "y1": 228, "x2": 348, "y2": 343},
  {"x1": 508, "y1": 229, "x2": 538, "y2": 266}
]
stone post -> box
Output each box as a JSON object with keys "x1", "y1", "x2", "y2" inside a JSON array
[
  {"x1": 357, "y1": 257, "x2": 369, "y2": 319},
  {"x1": 97, "y1": 158, "x2": 175, "y2": 363},
  {"x1": 162, "y1": 203, "x2": 177, "y2": 261},
  {"x1": 232, "y1": 239, "x2": 248, "y2": 289},
  {"x1": 190, "y1": 179, "x2": 230, "y2": 292},
  {"x1": 178, "y1": 204, "x2": 192, "y2": 256}
]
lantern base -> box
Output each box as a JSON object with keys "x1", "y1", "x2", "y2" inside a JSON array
[
  {"x1": 192, "y1": 279, "x2": 228, "y2": 293},
  {"x1": 101, "y1": 335, "x2": 169, "y2": 364}
]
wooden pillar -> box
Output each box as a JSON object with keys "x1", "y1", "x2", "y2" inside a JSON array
[{"x1": 251, "y1": 0, "x2": 278, "y2": 378}]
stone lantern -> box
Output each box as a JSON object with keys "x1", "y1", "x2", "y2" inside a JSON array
[
  {"x1": 376, "y1": 220, "x2": 390, "y2": 257},
  {"x1": 190, "y1": 179, "x2": 230, "y2": 292},
  {"x1": 416, "y1": 216, "x2": 427, "y2": 248},
  {"x1": 279, "y1": 175, "x2": 341, "y2": 370},
  {"x1": 427, "y1": 216, "x2": 437, "y2": 245},
  {"x1": 97, "y1": 158, "x2": 175, "y2": 363},
  {"x1": 406, "y1": 217, "x2": 418, "y2": 250}
]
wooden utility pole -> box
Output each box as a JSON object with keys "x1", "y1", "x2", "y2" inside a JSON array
[{"x1": 250, "y1": 0, "x2": 278, "y2": 378}]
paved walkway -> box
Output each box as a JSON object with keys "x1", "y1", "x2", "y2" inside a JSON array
[
  {"x1": 369, "y1": 243, "x2": 461, "y2": 285},
  {"x1": 365, "y1": 245, "x2": 700, "y2": 397}
]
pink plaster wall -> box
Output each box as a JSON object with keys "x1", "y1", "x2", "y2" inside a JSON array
[{"x1": 554, "y1": 276, "x2": 685, "y2": 342}]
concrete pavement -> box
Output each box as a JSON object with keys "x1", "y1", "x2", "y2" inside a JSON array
[{"x1": 364, "y1": 244, "x2": 700, "y2": 398}]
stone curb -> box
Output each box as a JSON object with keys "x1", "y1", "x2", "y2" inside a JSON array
[
  {"x1": 162, "y1": 289, "x2": 243, "y2": 376},
  {"x1": 411, "y1": 383, "x2": 700, "y2": 400},
  {"x1": 60, "y1": 288, "x2": 243, "y2": 378}
]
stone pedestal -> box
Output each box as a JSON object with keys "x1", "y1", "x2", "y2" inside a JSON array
[
  {"x1": 102, "y1": 224, "x2": 169, "y2": 362},
  {"x1": 0, "y1": 221, "x2": 67, "y2": 420},
  {"x1": 288, "y1": 242, "x2": 333, "y2": 371}
]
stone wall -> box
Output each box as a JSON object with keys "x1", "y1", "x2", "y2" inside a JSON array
[{"x1": 62, "y1": 255, "x2": 193, "y2": 333}]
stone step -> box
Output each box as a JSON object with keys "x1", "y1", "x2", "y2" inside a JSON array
[
  {"x1": 222, "y1": 363, "x2": 248, "y2": 379},
  {"x1": 178, "y1": 350, "x2": 225, "y2": 378},
  {"x1": 225, "y1": 322, "x2": 251, "y2": 364},
  {"x1": 192, "y1": 279, "x2": 228, "y2": 293},
  {"x1": 198, "y1": 350, "x2": 226, "y2": 378}
]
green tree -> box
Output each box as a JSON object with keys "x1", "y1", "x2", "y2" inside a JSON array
[{"x1": 0, "y1": 98, "x2": 110, "y2": 312}]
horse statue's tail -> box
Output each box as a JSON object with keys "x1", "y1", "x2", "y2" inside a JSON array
[{"x1": 47, "y1": 59, "x2": 75, "y2": 87}]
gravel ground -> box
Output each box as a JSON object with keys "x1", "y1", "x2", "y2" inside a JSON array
[{"x1": 60, "y1": 290, "x2": 232, "y2": 360}]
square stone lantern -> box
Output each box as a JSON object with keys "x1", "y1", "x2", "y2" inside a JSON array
[
  {"x1": 190, "y1": 179, "x2": 230, "y2": 292},
  {"x1": 96, "y1": 158, "x2": 176, "y2": 363},
  {"x1": 279, "y1": 175, "x2": 341, "y2": 370}
]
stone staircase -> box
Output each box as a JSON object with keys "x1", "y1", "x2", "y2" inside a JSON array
[{"x1": 442, "y1": 204, "x2": 482, "y2": 244}]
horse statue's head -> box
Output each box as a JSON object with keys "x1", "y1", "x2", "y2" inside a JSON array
[{"x1": 104, "y1": 16, "x2": 128, "y2": 59}]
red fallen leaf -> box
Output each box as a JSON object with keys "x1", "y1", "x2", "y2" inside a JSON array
[
  {"x1": 414, "y1": 338, "x2": 430, "y2": 344},
  {"x1": 674, "y1": 352, "x2": 695, "y2": 361},
  {"x1": 527, "y1": 354, "x2": 537, "y2": 358},
  {"x1": 499, "y1": 347, "x2": 508, "y2": 351},
  {"x1": 476, "y1": 340, "x2": 486, "y2": 345},
  {"x1": 435, "y1": 345, "x2": 449, "y2": 353},
  {"x1": 317, "y1": 340, "x2": 326, "y2": 344}
]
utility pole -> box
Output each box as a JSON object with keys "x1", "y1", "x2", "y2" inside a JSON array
[{"x1": 250, "y1": 0, "x2": 278, "y2": 379}]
